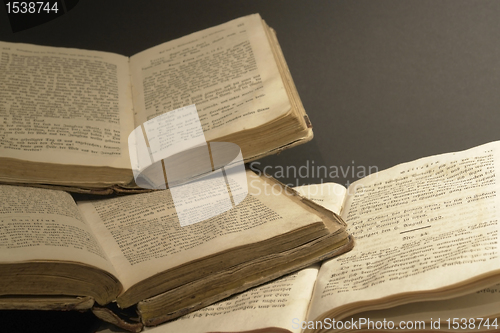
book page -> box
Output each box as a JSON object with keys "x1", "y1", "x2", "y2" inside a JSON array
[
  {"x1": 129, "y1": 14, "x2": 290, "y2": 141},
  {"x1": 147, "y1": 266, "x2": 319, "y2": 333},
  {"x1": 295, "y1": 183, "x2": 347, "y2": 215},
  {"x1": 345, "y1": 284, "x2": 500, "y2": 332},
  {"x1": 308, "y1": 141, "x2": 500, "y2": 322},
  {"x1": 0, "y1": 185, "x2": 114, "y2": 275},
  {"x1": 0, "y1": 41, "x2": 134, "y2": 169},
  {"x1": 77, "y1": 171, "x2": 323, "y2": 291}
]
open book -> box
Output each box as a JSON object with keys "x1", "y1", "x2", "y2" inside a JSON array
[
  {"x1": 0, "y1": 170, "x2": 352, "y2": 330},
  {"x1": 123, "y1": 141, "x2": 500, "y2": 333},
  {"x1": 0, "y1": 13, "x2": 312, "y2": 194}
]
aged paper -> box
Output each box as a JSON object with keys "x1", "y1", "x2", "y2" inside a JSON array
[
  {"x1": 78, "y1": 171, "x2": 322, "y2": 291},
  {"x1": 129, "y1": 14, "x2": 290, "y2": 140},
  {"x1": 146, "y1": 266, "x2": 319, "y2": 333},
  {"x1": 0, "y1": 185, "x2": 114, "y2": 275},
  {"x1": 344, "y1": 284, "x2": 500, "y2": 332},
  {"x1": 0, "y1": 41, "x2": 134, "y2": 169}
]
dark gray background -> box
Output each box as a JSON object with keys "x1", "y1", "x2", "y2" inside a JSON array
[{"x1": 1, "y1": 1, "x2": 499, "y2": 332}]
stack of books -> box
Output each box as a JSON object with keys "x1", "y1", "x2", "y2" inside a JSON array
[{"x1": 1, "y1": 13, "x2": 499, "y2": 333}]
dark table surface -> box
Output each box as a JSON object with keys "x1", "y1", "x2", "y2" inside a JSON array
[{"x1": 1, "y1": 1, "x2": 500, "y2": 332}]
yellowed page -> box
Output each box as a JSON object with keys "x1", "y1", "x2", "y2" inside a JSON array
[
  {"x1": 129, "y1": 14, "x2": 290, "y2": 140},
  {"x1": 308, "y1": 141, "x2": 500, "y2": 322},
  {"x1": 78, "y1": 171, "x2": 322, "y2": 291},
  {"x1": 0, "y1": 41, "x2": 134, "y2": 170},
  {"x1": 342, "y1": 284, "x2": 500, "y2": 332},
  {"x1": 0, "y1": 185, "x2": 115, "y2": 275},
  {"x1": 145, "y1": 266, "x2": 319, "y2": 333}
]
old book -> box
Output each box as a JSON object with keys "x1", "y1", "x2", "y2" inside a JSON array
[
  {"x1": 125, "y1": 141, "x2": 500, "y2": 333},
  {"x1": 0, "y1": 13, "x2": 312, "y2": 193},
  {"x1": 0, "y1": 170, "x2": 352, "y2": 330}
]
